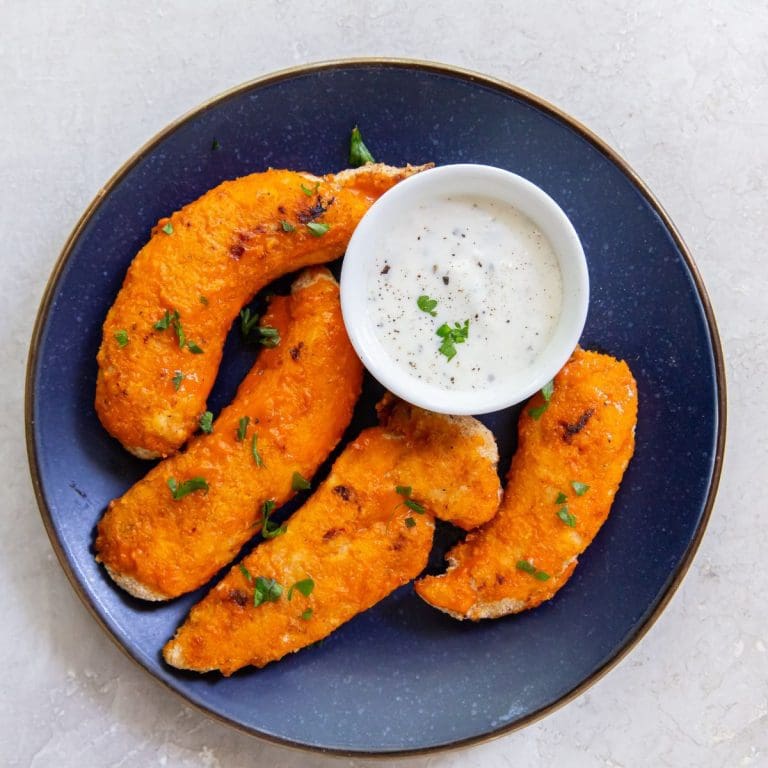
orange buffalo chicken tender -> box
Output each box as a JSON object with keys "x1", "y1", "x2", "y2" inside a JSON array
[
  {"x1": 163, "y1": 398, "x2": 501, "y2": 675},
  {"x1": 96, "y1": 163, "x2": 430, "y2": 458},
  {"x1": 416, "y1": 348, "x2": 638, "y2": 620},
  {"x1": 95, "y1": 269, "x2": 362, "y2": 600}
]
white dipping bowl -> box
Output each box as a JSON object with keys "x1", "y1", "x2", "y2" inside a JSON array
[{"x1": 340, "y1": 164, "x2": 589, "y2": 415}]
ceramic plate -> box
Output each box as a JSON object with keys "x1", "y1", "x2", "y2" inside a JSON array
[{"x1": 26, "y1": 60, "x2": 725, "y2": 756}]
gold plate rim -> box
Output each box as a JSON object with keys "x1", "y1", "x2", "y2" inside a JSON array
[{"x1": 24, "y1": 56, "x2": 727, "y2": 758}]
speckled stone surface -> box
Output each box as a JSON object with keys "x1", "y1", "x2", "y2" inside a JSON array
[{"x1": 2, "y1": 2, "x2": 766, "y2": 766}]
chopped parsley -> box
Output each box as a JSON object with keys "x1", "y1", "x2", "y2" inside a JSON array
[
  {"x1": 291, "y1": 472, "x2": 311, "y2": 491},
  {"x1": 405, "y1": 517, "x2": 416, "y2": 528},
  {"x1": 238, "y1": 563, "x2": 253, "y2": 582},
  {"x1": 528, "y1": 379, "x2": 555, "y2": 420},
  {"x1": 280, "y1": 219, "x2": 295, "y2": 232},
  {"x1": 405, "y1": 499, "x2": 425, "y2": 514},
  {"x1": 349, "y1": 125, "x2": 376, "y2": 167},
  {"x1": 153, "y1": 309, "x2": 177, "y2": 331},
  {"x1": 240, "y1": 308, "x2": 281, "y2": 347},
  {"x1": 557, "y1": 506, "x2": 577, "y2": 527},
  {"x1": 555, "y1": 491, "x2": 568, "y2": 505},
  {"x1": 153, "y1": 308, "x2": 202, "y2": 353},
  {"x1": 114, "y1": 329, "x2": 129, "y2": 348},
  {"x1": 571, "y1": 481, "x2": 590, "y2": 496},
  {"x1": 417, "y1": 294, "x2": 438, "y2": 317},
  {"x1": 301, "y1": 608, "x2": 313, "y2": 620},
  {"x1": 251, "y1": 433, "x2": 264, "y2": 467},
  {"x1": 187, "y1": 341, "x2": 204, "y2": 354},
  {"x1": 253, "y1": 576, "x2": 283, "y2": 606},
  {"x1": 161, "y1": 222, "x2": 174, "y2": 235},
  {"x1": 300, "y1": 181, "x2": 319, "y2": 196},
  {"x1": 240, "y1": 308, "x2": 260, "y2": 337},
  {"x1": 167, "y1": 476, "x2": 209, "y2": 500},
  {"x1": 436, "y1": 319, "x2": 470, "y2": 361},
  {"x1": 516, "y1": 559, "x2": 550, "y2": 581},
  {"x1": 257, "y1": 326, "x2": 280, "y2": 347},
  {"x1": 260, "y1": 499, "x2": 286, "y2": 539},
  {"x1": 199, "y1": 295, "x2": 209, "y2": 305},
  {"x1": 172, "y1": 370, "x2": 184, "y2": 390},
  {"x1": 395, "y1": 485, "x2": 412, "y2": 496},
  {"x1": 236, "y1": 416, "x2": 249, "y2": 442},
  {"x1": 287, "y1": 577, "x2": 315, "y2": 600},
  {"x1": 306, "y1": 222, "x2": 330, "y2": 237},
  {"x1": 198, "y1": 411, "x2": 214, "y2": 433}
]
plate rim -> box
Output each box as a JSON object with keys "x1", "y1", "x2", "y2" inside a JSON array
[{"x1": 24, "y1": 57, "x2": 727, "y2": 758}]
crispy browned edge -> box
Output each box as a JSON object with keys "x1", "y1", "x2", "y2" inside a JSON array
[{"x1": 25, "y1": 58, "x2": 726, "y2": 759}]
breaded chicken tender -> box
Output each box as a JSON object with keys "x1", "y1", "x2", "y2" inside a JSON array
[
  {"x1": 162, "y1": 398, "x2": 501, "y2": 675},
  {"x1": 95, "y1": 269, "x2": 362, "y2": 600},
  {"x1": 415, "y1": 348, "x2": 637, "y2": 620},
  {"x1": 96, "y1": 162, "x2": 430, "y2": 459}
]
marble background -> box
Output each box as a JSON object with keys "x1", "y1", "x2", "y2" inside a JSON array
[{"x1": 2, "y1": 1, "x2": 765, "y2": 766}]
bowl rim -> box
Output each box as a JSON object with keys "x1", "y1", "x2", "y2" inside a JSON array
[
  {"x1": 24, "y1": 57, "x2": 727, "y2": 759},
  {"x1": 340, "y1": 162, "x2": 590, "y2": 414}
]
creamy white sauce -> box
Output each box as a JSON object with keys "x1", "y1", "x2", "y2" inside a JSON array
[{"x1": 367, "y1": 195, "x2": 563, "y2": 391}]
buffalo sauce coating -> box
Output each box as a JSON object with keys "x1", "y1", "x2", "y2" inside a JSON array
[
  {"x1": 96, "y1": 163, "x2": 428, "y2": 458},
  {"x1": 415, "y1": 348, "x2": 638, "y2": 619},
  {"x1": 162, "y1": 399, "x2": 501, "y2": 675},
  {"x1": 95, "y1": 269, "x2": 363, "y2": 599}
]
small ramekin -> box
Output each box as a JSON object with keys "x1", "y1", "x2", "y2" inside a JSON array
[{"x1": 340, "y1": 164, "x2": 589, "y2": 415}]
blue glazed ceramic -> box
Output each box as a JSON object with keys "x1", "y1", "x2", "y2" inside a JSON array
[{"x1": 26, "y1": 60, "x2": 725, "y2": 755}]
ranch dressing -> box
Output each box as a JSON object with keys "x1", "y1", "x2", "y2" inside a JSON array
[{"x1": 367, "y1": 195, "x2": 563, "y2": 391}]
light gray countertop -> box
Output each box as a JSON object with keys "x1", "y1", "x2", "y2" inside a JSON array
[{"x1": 2, "y1": 2, "x2": 765, "y2": 766}]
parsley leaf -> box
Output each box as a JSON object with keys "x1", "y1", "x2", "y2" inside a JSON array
[
  {"x1": 257, "y1": 326, "x2": 281, "y2": 347},
  {"x1": 187, "y1": 341, "x2": 204, "y2": 354},
  {"x1": 238, "y1": 563, "x2": 253, "y2": 582},
  {"x1": 301, "y1": 608, "x2": 313, "y2": 620},
  {"x1": 516, "y1": 559, "x2": 550, "y2": 580},
  {"x1": 405, "y1": 517, "x2": 416, "y2": 528},
  {"x1": 349, "y1": 125, "x2": 376, "y2": 167},
  {"x1": 253, "y1": 576, "x2": 282, "y2": 607},
  {"x1": 240, "y1": 308, "x2": 260, "y2": 337},
  {"x1": 280, "y1": 219, "x2": 295, "y2": 232},
  {"x1": 153, "y1": 309, "x2": 175, "y2": 331},
  {"x1": 417, "y1": 295, "x2": 438, "y2": 317},
  {"x1": 405, "y1": 498, "x2": 426, "y2": 514},
  {"x1": 236, "y1": 416, "x2": 249, "y2": 442},
  {"x1": 529, "y1": 380, "x2": 555, "y2": 420},
  {"x1": 395, "y1": 485, "x2": 412, "y2": 497},
  {"x1": 199, "y1": 295, "x2": 209, "y2": 305},
  {"x1": 287, "y1": 578, "x2": 315, "y2": 600},
  {"x1": 162, "y1": 222, "x2": 174, "y2": 235},
  {"x1": 240, "y1": 308, "x2": 281, "y2": 347},
  {"x1": 172, "y1": 371, "x2": 184, "y2": 390},
  {"x1": 555, "y1": 491, "x2": 567, "y2": 505},
  {"x1": 251, "y1": 433, "x2": 264, "y2": 467},
  {"x1": 395, "y1": 485, "x2": 425, "y2": 514},
  {"x1": 114, "y1": 329, "x2": 129, "y2": 348},
  {"x1": 300, "y1": 181, "x2": 319, "y2": 196},
  {"x1": 167, "y1": 476, "x2": 209, "y2": 500},
  {"x1": 306, "y1": 222, "x2": 330, "y2": 237},
  {"x1": 557, "y1": 506, "x2": 577, "y2": 527},
  {"x1": 534, "y1": 571, "x2": 551, "y2": 581},
  {"x1": 291, "y1": 472, "x2": 311, "y2": 491},
  {"x1": 571, "y1": 481, "x2": 590, "y2": 496},
  {"x1": 436, "y1": 319, "x2": 470, "y2": 361},
  {"x1": 261, "y1": 499, "x2": 286, "y2": 539},
  {"x1": 199, "y1": 411, "x2": 214, "y2": 433}
]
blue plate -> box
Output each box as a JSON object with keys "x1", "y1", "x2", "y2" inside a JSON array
[{"x1": 26, "y1": 60, "x2": 725, "y2": 756}]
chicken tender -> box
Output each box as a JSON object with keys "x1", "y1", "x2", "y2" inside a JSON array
[
  {"x1": 162, "y1": 398, "x2": 501, "y2": 675},
  {"x1": 95, "y1": 268, "x2": 363, "y2": 600},
  {"x1": 415, "y1": 348, "x2": 637, "y2": 620},
  {"x1": 96, "y1": 162, "x2": 430, "y2": 459}
]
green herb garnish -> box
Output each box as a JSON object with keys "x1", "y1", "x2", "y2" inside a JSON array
[
  {"x1": 240, "y1": 308, "x2": 281, "y2": 347},
  {"x1": 291, "y1": 472, "x2": 311, "y2": 491},
  {"x1": 306, "y1": 222, "x2": 330, "y2": 237},
  {"x1": 555, "y1": 492, "x2": 568, "y2": 505},
  {"x1": 301, "y1": 608, "x2": 313, "y2": 620},
  {"x1": 516, "y1": 559, "x2": 550, "y2": 581},
  {"x1": 240, "y1": 308, "x2": 260, "y2": 337},
  {"x1": 395, "y1": 485, "x2": 412, "y2": 497},
  {"x1": 251, "y1": 433, "x2": 264, "y2": 467},
  {"x1": 257, "y1": 326, "x2": 280, "y2": 347},
  {"x1": 253, "y1": 576, "x2": 283, "y2": 606},
  {"x1": 436, "y1": 319, "x2": 470, "y2": 361},
  {"x1": 287, "y1": 578, "x2": 315, "y2": 600},
  {"x1": 405, "y1": 517, "x2": 416, "y2": 528},
  {"x1": 153, "y1": 309, "x2": 176, "y2": 331},
  {"x1": 280, "y1": 219, "x2": 295, "y2": 232},
  {"x1": 300, "y1": 181, "x2": 319, "y2": 196},
  {"x1": 557, "y1": 506, "x2": 577, "y2": 527},
  {"x1": 162, "y1": 222, "x2": 174, "y2": 235},
  {"x1": 199, "y1": 411, "x2": 214, "y2": 434},
  {"x1": 236, "y1": 416, "x2": 250, "y2": 442},
  {"x1": 417, "y1": 295, "x2": 438, "y2": 317},
  {"x1": 405, "y1": 499, "x2": 425, "y2": 514},
  {"x1": 571, "y1": 481, "x2": 590, "y2": 496},
  {"x1": 172, "y1": 370, "x2": 184, "y2": 390},
  {"x1": 534, "y1": 571, "x2": 551, "y2": 581},
  {"x1": 260, "y1": 499, "x2": 286, "y2": 539},
  {"x1": 238, "y1": 563, "x2": 253, "y2": 582},
  {"x1": 199, "y1": 295, "x2": 209, "y2": 305},
  {"x1": 349, "y1": 125, "x2": 376, "y2": 167},
  {"x1": 187, "y1": 341, "x2": 204, "y2": 354},
  {"x1": 167, "y1": 476, "x2": 209, "y2": 500},
  {"x1": 114, "y1": 329, "x2": 129, "y2": 348},
  {"x1": 528, "y1": 379, "x2": 555, "y2": 420},
  {"x1": 395, "y1": 485, "x2": 425, "y2": 514}
]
